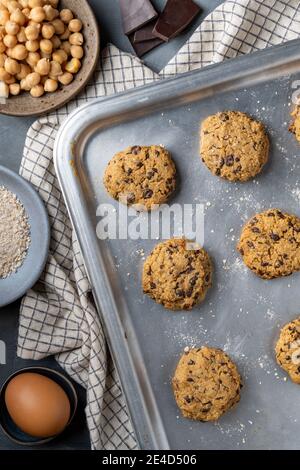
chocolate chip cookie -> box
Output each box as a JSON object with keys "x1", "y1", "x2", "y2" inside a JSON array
[
  {"x1": 172, "y1": 347, "x2": 242, "y2": 421},
  {"x1": 200, "y1": 111, "x2": 269, "y2": 182},
  {"x1": 142, "y1": 238, "x2": 212, "y2": 310},
  {"x1": 275, "y1": 317, "x2": 300, "y2": 384},
  {"x1": 289, "y1": 106, "x2": 300, "y2": 143},
  {"x1": 103, "y1": 145, "x2": 176, "y2": 210},
  {"x1": 237, "y1": 209, "x2": 300, "y2": 279}
]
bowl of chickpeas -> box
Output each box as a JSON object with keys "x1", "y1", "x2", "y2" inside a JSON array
[{"x1": 0, "y1": 0, "x2": 100, "y2": 116}]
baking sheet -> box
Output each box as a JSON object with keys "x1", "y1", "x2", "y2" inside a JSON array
[{"x1": 54, "y1": 39, "x2": 300, "y2": 450}]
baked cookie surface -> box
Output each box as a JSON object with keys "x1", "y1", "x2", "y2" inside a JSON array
[
  {"x1": 142, "y1": 238, "x2": 212, "y2": 310},
  {"x1": 237, "y1": 209, "x2": 300, "y2": 279},
  {"x1": 276, "y1": 318, "x2": 300, "y2": 384},
  {"x1": 200, "y1": 111, "x2": 269, "y2": 182},
  {"x1": 172, "y1": 347, "x2": 242, "y2": 421},
  {"x1": 103, "y1": 145, "x2": 176, "y2": 210},
  {"x1": 290, "y1": 106, "x2": 300, "y2": 143}
]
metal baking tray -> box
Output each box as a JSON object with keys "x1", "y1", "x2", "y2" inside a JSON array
[{"x1": 54, "y1": 39, "x2": 300, "y2": 450}]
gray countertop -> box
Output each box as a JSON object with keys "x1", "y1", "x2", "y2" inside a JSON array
[{"x1": 0, "y1": 0, "x2": 222, "y2": 450}]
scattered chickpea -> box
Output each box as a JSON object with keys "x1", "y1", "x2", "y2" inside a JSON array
[
  {"x1": 25, "y1": 38, "x2": 39, "y2": 51},
  {"x1": 49, "y1": 0, "x2": 59, "y2": 7},
  {"x1": 25, "y1": 22, "x2": 39, "y2": 40},
  {"x1": 35, "y1": 56, "x2": 49, "y2": 75},
  {"x1": 43, "y1": 5, "x2": 58, "y2": 22},
  {"x1": 61, "y1": 40, "x2": 70, "y2": 55},
  {"x1": 9, "y1": 82, "x2": 20, "y2": 95},
  {"x1": 65, "y1": 57, "x2": 81, "y2": 74},
  {"x1": 22, "y1": 8, "x2": 30, "y2": 19},
  {"x1": 11, "y1": 43, "x2": 27, "y2": 59},
  {"x1": 50, "y1": 34, "x2": 60, "y2": 48},
  {"x1": 41, "y1": 22, "x2": 55, "y2": 39},
  {"x1": 0, "y1": 10, "x2": 10, "y2": 26},
  {"x1": 69, "y1": 32, "x2": 83, "y2": 46},
  {"x1": 16, "y1": 62, "x2": 31, "y2": 79},
  {"x1": 60, "y1": 8, "x2": 73, "y2": 24},
  {"x1": 58, "y1": 71, "x2": 72, "y2": 85},
  {"x1": 70, "y1": 45, "x2": 83, "y2": 59},
  {"x1": 30, "y1": 82, "x2": 43, "y2": 97},
  {"x1": 10, "y1": 8, "x2": 26, "y2": 26},
  {"x1": 28, "y1": 0, "x2": 43, "y2": 8},
  {"x1": 3, "y1": 34, "x2": 17, "y2": 48},
  {"x1": 30, "y1": 6, "x2": 45, "y2": 23},
  {"x1": 5, "y1": 74, "x2": 16, "y2": 84},
  {"x1": 52, "y1": 48, "x2": 66, "y2": 64},
  {"x1": 19, "y1": 0, "x2": 29, "y2": 7},
  {"x1": 26, "y1": 70, "x2": 40, "y2": 87},
  {"x1": 20, "y1": 77, "x2": 30, "y2": 90},
  {"x1": 4, "y1": 56, "x2": 20, "y2": 74},
  {"x1": 40, "y1": 38, "x2": 52, "y2": 54},
  {"x1": 49, "y1": 59, "x2": 61, "y2": 77},
  {"x1": 26, "y1": 50, "x2": 40, "y2": 67},
  {"x1": 68, "y1": 19, "x2": 82, "y2": 33},
  {"x1": 5, "y1": 21, "x2": 20, "y2": 35},
  {"x1": 44, "y1": 77, "x2": 57, "y2": 92},
  {"x1": 7, "y1": 3, "x2": 23, "y2": 14},
  {"x1": 59, "y1": 27, "x2": 69, "y2": 40},
  {"x1": 51, "y1": 18, "x2": 64, "y2": 34},
  {"x1": 17, "y1": 26, "x2": 26, "y2": 42},
  {"x1": 0, "y1": 66, "x2": 12, "y2": 82}
]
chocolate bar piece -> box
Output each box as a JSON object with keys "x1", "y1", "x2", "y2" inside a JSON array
[
  {"x1": 119, "y1": 0, "x2": 158, "y2": 36},
  {"x1": 153, "y1": 0, "x2": 201, "y2": 42},
  {"x1": 133, "y1": 21, "x2": 157, "y2": 43},
  {"x1": 129, "y1": 33, "x2": 163, "y2": 57}
]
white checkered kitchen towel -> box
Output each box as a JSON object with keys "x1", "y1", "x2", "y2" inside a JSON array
[{"x1": 18, "y1": 0, "x2": 300, "y2": 450}]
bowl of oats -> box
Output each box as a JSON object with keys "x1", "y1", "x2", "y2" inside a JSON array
[{"x1": 0, "y1": 165, "x2": 50, "y2": 307}]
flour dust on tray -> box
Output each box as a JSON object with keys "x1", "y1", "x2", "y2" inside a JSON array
[{"x1": 0, "y1": 186, "x2": 31, "y2": 279}]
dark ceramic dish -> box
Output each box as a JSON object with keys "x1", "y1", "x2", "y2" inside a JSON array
[{"x1": 0, "y1": 367, "x2": 78, "y2": 446}]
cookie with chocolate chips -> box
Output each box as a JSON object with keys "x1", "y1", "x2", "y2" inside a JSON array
[
  {"x1": 275, "y1": 317, "x2": 300, "y2": 384},
  {"x1": 172, "y1": 347, "x2": 242, "y2": 421},
  {"x1": 103, "y1": 145, "x2": 176, "y2": 210},
  {"x1": 200, "y1": 111, "x2": 269, "y2": 182},
  {"x1": 289, "y1": 106, "x2": 300, "y2": 143},
  {"x1": 142, "y1": 238, "x2": 212, "y2": 310},
  {"x1": 237, "y1": 209, "x2": 300, "y2": 279}
]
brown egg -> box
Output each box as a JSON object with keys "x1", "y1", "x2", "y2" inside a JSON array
[{"x1": 5, "y1": 372, "x2": 71, "y2": 438}]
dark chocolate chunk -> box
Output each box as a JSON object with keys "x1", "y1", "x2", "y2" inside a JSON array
[
  {"x1": 152, "y1": 0, "x2": 201, "y2": 42},
  {"x1": 133, "y1": 20, "x2": 157, "y2": 43},
  {"x1": 119, "y1": 0, "x2": 158, "y2": 35},
  {"x1": 129, "y1": 34, "x2": 163, "y2": 57}
]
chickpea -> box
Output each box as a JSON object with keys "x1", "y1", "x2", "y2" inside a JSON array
[
  {"x1": 0, "y1": 40, "x2": 5, "y2": 52},
  {"x1": 48, "y1": 0, "x2": 58, "y2": 7},
  {"x1": 11, "y1": 43, "x2": 27, "y2": 59},
  {"x1": 17, "y1": 26, "x2": 26, "y2": 42},
  {"x1": 3, "y1": 34, "x2": 17, "y2": 48},
  {"x1": 30, "y1": 83, "x2": 44, "y2": 97},
  {"x1": 70, "y1": 45, "x2": 83, "y2": 59},
  {"x1": 41, "y1": 22, "x2": 55, "y2": 39},
  {"x1": 58, "y1": 71, "x2": 72, "y2": 85},
  {"x1": 68, "y1": 19, "x2": 82, "y2": 33},
  {"x1": 0, "y1": 9, "x2": 9, "y2": 25},
  {"x1": 9, "y1": 82, "x2": 20, "y2": 95},
  {"x1": 30, "y1": 6, "x2": 45, "y2": 23},
  {"x1": 35, "y1": 56, "x2": 49, "y2": 75},
  {"x1": 51, "y1": 18, "x2": 64, "y2": 34},
  {"x1": 4, "y1": 56, "x2": 20, "y2": 74},
  {"x1": 65, "y1": 57, "x2": 81, "y2": 74},
  {"x1": 52, "y1": 48, "x2": 67, "y2": 64},
  {"x1": 43, "y1": 5, "x2": 58, "y2": 21},
  {"x1": 69, "y1": 32, "x2": 83, "y2": 46},
  {"x1": 59, "y1": 27, "x2": 69, "y2": 40},
  {"x1": 0, "y1": 66, "x2": 12, "y2": 81},
  {"x1": 16, "y1": 62, "x2": 31, "y2": 79},
  {"x1": 26, "y1": 71, "x2": 40, "y2": 87},
  {"x1": 50, "y1": 34, "x2": 60, "y2": 48},
  {"x1": 20, "y1": 77, "x2": 30, "y2": 90},
  {"x1": 5, "y1": 21, "x2": 19, "y2": 35},
  {"x1": 5, "y1": 47, "x2": 13, "y2": 57},
  {"x1": 26, "y1": 50, "x2": 40, "y2": 67},
  {"x1": 10, "y1": 8, "x2": 26, "y2": 25},
  {"x1": 44, "y1": 77, "x2": 57, "y2": 92},
  {"x1": 40, "y1": 50, "x2": 51, "y2": 59},
  {"x1": 0, "y1": 0, "x2": 9, "y2": 7},
  {"x1": 25, "y1": 23, "x2": 40, "y2": 40},
  {"x1": 5, "y1": 74, "x2": 15, "y2": 84},
  {"x1": 22, "y1": 7, "x2": 30, "y2": 19},
  {"x1": 40, "y1": 38, "x2": 52, "y2": 54},
  {"x1": 19, "y1": 0, "x2": 29, "y2": 7},
  {"x1": 7, "y1": 2, "x2": 22, "y2": 14},
  {"x1": 25, "y1": 39, "x2": 39, "y2": 51},
  {"x1": 60, "y1": 8, "x2": 73, "y2": 23},
  {"x1": 49, "y1": 59, "x2": 61, "y2": 77},
  {"x1": 28, "y1": 0, "x2": 43, "y2": 7},
  {"x1": 61, "y1": 40, "x2": 70, "y2": 55}
]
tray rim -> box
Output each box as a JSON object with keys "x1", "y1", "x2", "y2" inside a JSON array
[{"x1": 54, "y1": 38, "x2": 300, "y2": 450}]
